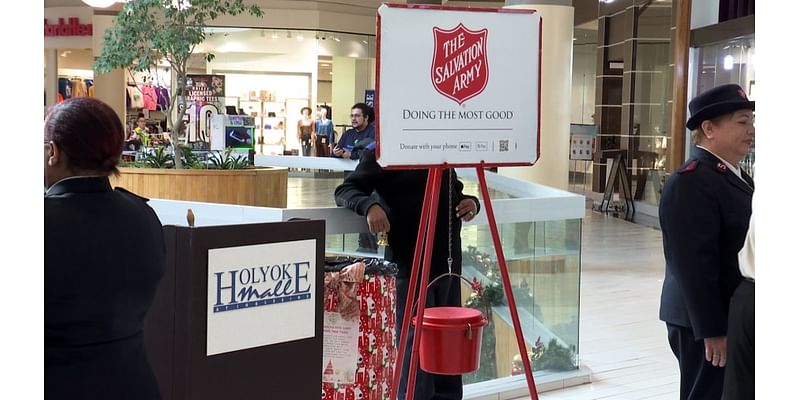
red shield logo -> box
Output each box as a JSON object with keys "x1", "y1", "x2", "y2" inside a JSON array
[{"x1": 431, "y1": 23, "x2": 489, "y2": 105}]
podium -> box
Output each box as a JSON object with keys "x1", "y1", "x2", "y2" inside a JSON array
[{"x1": 144, "y1": 220, "x2": 325, "y2": 400}]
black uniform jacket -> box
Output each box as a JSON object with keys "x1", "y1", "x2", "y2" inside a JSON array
[
  {"x1": 45, "y1": 176, "x2": 166, "y2": 399},
  {"x1": 334, "y1": 151, "x2": 480, "y2": 279},
  {"x1": 659, "y1": 147, "x2": 753, "y2": 340}
]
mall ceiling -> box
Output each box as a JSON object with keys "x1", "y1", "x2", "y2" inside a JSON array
[{"x1": 44, "y1": 0, "x2": 600, "y2": 29}]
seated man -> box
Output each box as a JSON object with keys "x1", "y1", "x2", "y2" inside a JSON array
[{"x1": 332, "y1": 103, "x2": 375, "y2": 160}]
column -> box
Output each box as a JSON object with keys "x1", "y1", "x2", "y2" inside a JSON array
[
  {"x1": 92, "y1": 14, "x2": 127, "y2": 126},
  {"x1": 93, "y1": 68, "x2": 127, "y2": 127},
  {"x1": 332, "y1": 56, "x2": 356, "y2": 129},
  {"x1": 670, "y1": 0, "x2": 691, "y2": 172},
  {"x1": 45, "y1": 49, "x2": 58, "y2": 109},
  {"x1": 499, "y1": 0, "x2": 574, "y2": 191}
]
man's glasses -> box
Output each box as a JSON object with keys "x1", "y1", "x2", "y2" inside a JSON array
[{"x1": 350, "y1": 114, "x2": 364, "y2": 118}]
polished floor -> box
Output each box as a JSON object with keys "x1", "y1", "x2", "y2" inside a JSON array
[
  {"x1": 287, "y1": 176, "x2": 679, "y2": 399},
  {"x1": 521, "y1": 212, "x2": 678, "y2": 400}
]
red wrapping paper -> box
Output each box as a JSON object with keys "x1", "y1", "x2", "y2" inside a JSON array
[{"x1": 323, "y1": 271, "x2": 397, "y2": 400}]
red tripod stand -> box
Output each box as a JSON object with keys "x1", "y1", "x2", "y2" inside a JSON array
[{"x1": 391, "y1": 163, "x2": 539, "y2": 400}]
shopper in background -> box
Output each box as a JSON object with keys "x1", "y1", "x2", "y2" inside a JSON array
[
  {"x1": 333, "y1": 103, "x2": 375, "y2": 160},
  {"x1": 723, "y1": 189, "x2": 755, "y2": 400},
  {"x1": 335, "y1": 150, "x2": 480, "y2": 400},
  {"x1": 45, "y1": 98, "x2": 166, "y2": 399},
  {"x1": 298, "y1": 106, "x2": 316, "y2": 156},
  {"x1": 659, "y1": 84, "x2": 754, "y2": 400},
  {"x1": 131, "y1": 113, "x2": 151, "y2": 148}
]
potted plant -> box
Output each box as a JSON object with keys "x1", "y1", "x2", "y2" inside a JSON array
[{"x1": 94, "y1": 0, "x2": 264, "y2": 168}]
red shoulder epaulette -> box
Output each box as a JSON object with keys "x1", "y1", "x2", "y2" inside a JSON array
[{"x1": 679, "y1": 160, "x2": 698, "y2": 174}]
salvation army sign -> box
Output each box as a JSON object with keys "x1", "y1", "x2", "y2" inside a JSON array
[
  {"x1": 376, "y1": 4, "x2": 541, "y2": 167},
  {"x1": 206, "y1": 239, "x2": 316, "y2": 356}
]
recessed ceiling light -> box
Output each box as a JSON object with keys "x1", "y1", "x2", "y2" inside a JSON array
[{"x1": 333, "y1": 37, "x2": 341, "y2": 42}]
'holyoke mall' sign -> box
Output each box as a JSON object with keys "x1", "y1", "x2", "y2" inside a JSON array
[{"x1": 44, "y1": 17, "x2": 93, "y2": 37}]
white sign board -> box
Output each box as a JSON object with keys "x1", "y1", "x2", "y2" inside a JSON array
[
  {"x1": 376, "y1": 4, "x2": 541, "y2": 167},
  {"x1": 206, "y1": 239, "x2": 316, "y2": 356}
]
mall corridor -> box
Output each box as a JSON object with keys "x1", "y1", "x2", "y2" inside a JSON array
[{"x1": 525, "y1": 212, "x2": 678, "y2": 400}]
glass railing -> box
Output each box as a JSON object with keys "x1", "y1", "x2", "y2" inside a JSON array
[{"x1": 147, "y1": 157, "x2": 587, "y2": 395}]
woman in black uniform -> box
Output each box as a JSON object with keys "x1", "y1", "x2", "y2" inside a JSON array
[{"x1": 45, "y1": 98, "x2": 166, "y2": 399}]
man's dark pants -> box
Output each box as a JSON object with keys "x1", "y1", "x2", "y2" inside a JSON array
[{"x1": 723, "y1": 279, "x2": 755, "y2": 400}]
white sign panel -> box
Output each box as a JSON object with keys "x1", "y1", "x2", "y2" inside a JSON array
[
  {"x1": 570, "y1": 134, "x2": 594, "y2": 160},
  {"x1": 376, "y1": 4, "x2": 541, "y2": 167},
  {"x1": 207, "y1": 239, "x2": 316, "y2": 356},
  {"x1": 321, "y1": 312, "x2": 360, "y2": 384}
]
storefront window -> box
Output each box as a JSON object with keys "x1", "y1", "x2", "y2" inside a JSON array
[
  {"x1": 190, "y1": 27, "x2": 376, "y2": 156},
  {"x1": 689, "y1": 35, "x2": 755, "y2": 175}
]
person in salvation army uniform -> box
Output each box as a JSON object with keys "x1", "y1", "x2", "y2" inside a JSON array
[
  {"x1": 45, "y1": 98, "x2": 166, "y2": 399},
  {"x1": 659, "y1": 83, "x2": 754, "y2": 400}
]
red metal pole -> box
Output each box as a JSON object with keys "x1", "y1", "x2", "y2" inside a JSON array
[
  {"x1": 476, "y1": 165, "x2": 539, "y2": 400},
  {"x1": 405, "y1": 167, "x2": 443, "y2": 400},
  {"x1": 391, "y1": 169, "x2": 436, "y2": 399}
]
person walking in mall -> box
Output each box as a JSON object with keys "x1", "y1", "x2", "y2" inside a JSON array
[
  {"x1": 335, "y1": 149, "x2": 480, "y2": 400},
  {"x1": 659, "y1": 83, "x2": 754, "y2": 400},
  {"x1": 723, "y1": 188, "x2": 755, "y2": 400},
  {"x1": 45, "y1": 98, "x2": 166, "y2": 399},
  {"x1": 332, "y1": 102, "x2": 375, "y2": 160}
]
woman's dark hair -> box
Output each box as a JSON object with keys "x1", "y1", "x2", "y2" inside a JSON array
[
  {"x1": 44, "y1": 97, "x2": 125, "y2": 176},
  {"x1": 301, "y1": 106, "x2": 312, "y2": 116}
]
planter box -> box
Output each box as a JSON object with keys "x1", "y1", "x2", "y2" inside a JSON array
[{"x1": 111, "y1": 167, "x2": 288, "y2": 208}]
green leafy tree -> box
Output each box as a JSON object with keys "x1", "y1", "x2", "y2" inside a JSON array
[{"x1": 94, "y1": 0, "x2": 264, "y2": 168}]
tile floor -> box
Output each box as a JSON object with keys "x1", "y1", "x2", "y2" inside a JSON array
[{"x1": 517, "y1": 211, "x2": 679, "y2": 400}]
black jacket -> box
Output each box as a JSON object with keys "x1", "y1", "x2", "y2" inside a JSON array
[
  {"x1": 659, "y1": 147, "x2": 753, "y2": 339},
  {"x1": 45, "y1": 176, "x2": 166, "y2": 399},
  {"x1": 334, "y1": 151, "x2": 480, "y2": 278}
]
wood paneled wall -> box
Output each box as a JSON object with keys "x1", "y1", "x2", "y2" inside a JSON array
[{"x1": 111, "y1": 167, "x2": 288, "y2": 208}]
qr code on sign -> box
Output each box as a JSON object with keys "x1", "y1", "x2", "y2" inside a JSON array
[{"x1": 499, "y1": 140, "x2": 509, "y2": 152}]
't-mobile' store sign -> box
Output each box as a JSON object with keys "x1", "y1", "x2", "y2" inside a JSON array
[
  {"x1": 206, "y1": 239, "x2": 316, "y2": 356},
  {"x1": 376, "y1": 4, "x2": 541, "y2": 167}
]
